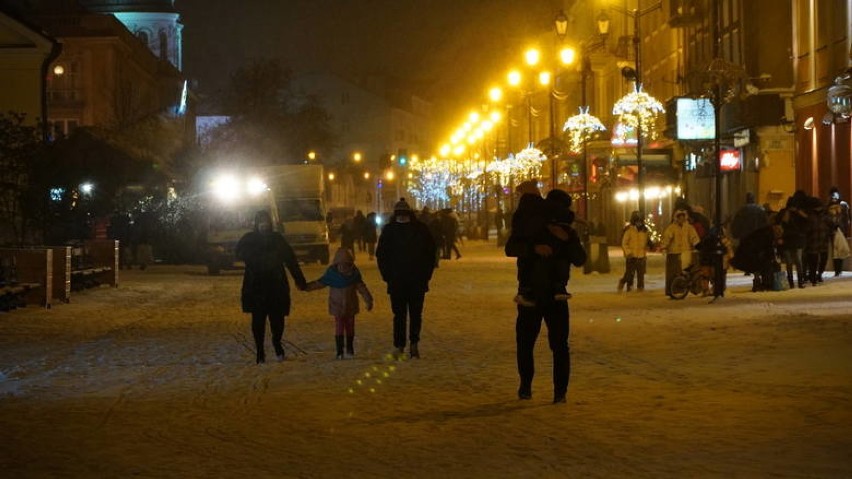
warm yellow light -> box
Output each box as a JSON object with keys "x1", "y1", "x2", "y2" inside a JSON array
[
  {"x1": 469, "y1": 111, "x2": 480, "y2": 123},
  {"x1": 53, "y1": 65, "x2": 65, "y2": 76},
  {"x1": 508, "y1": 70, "x2": 522, "y2": 87},
  {"x1": 488, "y1": 86, "x2": 503, "y2": 102},
  {"x1": 560, "y1": 47, "x2": 576, "y2": 65},
  {"x1": 385, "y1": 170, "x2": 395, "y2": 180},
  {"x1": 411, "y1": 154, "x2": 419, "y2": 162},
  {"x1": 462, "y1": 122, "x2": 472, "y2": 132},
  {"x1": 481, "y1": 120, "x2": 493, "y2": 131},
  {"x1": 408, "y1": 173, "x2": 413, "y2": 179},
  {"x1": 453, "y1": 144, "x2": 466, "y2": 156},
  {"x1": 539, "y1": 71, "x2": 552, "y2": 86},
  {"x1": 490, "y1": 111, "x2": 502, "y2": 122},
  {"x1": 363, "y1": 172, "x2": 370, "y2": 179},
  {"x1": 353, "y1": 152, "x2": 362, "y2": 162},
  {"x1": 328, "y1": 172, "x2": 335, "y2": 181},
  {"x1": 307, "y1": 151, "x2": 316, "y2": 160},
  {"x1": 440, "y1": 144, "x2": 451, "y2": 156},
  {"x1": 524, "y1": 48, "x2": 541, "y2": 67}
]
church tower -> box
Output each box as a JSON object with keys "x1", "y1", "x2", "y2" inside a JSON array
[{"x1": 79, "y1": 0, "x2": 182, "y2": 71}]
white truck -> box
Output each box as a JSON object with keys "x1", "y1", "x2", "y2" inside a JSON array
[{"x1": 263, "y1": 164, "x2": 330, "y2": 265}]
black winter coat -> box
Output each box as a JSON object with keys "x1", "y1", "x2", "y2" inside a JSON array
[
  {"x1": 236, "y1": 231, "x2": 307, "y2": 315},
  {"x1": 376, "y1": 218, "x2": 436, "y2": 294}
]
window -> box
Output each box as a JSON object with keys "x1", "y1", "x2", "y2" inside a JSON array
[
  {"x1": 137, "y1": 30, "x2": 149, "y2": 46},
  {"x1": 159, "y1": 29, "x2": 168, "y2": 60}
]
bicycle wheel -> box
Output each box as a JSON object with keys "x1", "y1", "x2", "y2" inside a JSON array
[{"x1": 670, "y1": 275, "x2": 690, "y2": 299}]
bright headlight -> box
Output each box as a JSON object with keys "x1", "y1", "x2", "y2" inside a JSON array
[
  {"x1": 246, "y1": 177, "x2": 267, "y2": 197},
  {"x1": 212, "y1": 174, "x2": 240, "y2": 203}
]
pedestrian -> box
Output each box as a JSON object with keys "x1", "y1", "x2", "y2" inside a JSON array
[
  {"x1": 352, "y1": 210, "x2": 366, "y2": 252},
  {"x1": 363, "y1": 212, "x2": 378, "y2": 260},
  {"x1": 305, "y1": 247, "x2": 373, "y2": 359},
  {"x1": 439, "y1": 208, "x2": 462, "y2": 260},
  {"x1": 235, "y1": 210, "x2": 307, "y2": 364},
  {"x1": 618, "y1": 210, "x2": 649, "y2": 292},
  {"x1": 504, "y1": 182, "x2": 586, "y2": 404},
  {"x1": 339, "y1": 217, "x2": 356, "y2": 259},
  {"x1": 828, "y1": 186, "x2": 850, "y2": 236},
  {"x1": 376, "y1": 198, "x2": 437, "y2": 359},
  {"x1": 660, "y1": 209, "x2": 700, "y2": 297},
  {"x1": 827, "y1": 198, "x2": 850, "y2": 276},
  {"x1": 730, "y1": 192, "x2": 769, "y2": 248},
  {"x1": 776, "y1": 192, "x2": 809, "y2": 289}
]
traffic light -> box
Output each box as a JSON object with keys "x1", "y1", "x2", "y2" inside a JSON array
[{"x1": 397, "y1": 149, "x2": 408, "y2": 166}]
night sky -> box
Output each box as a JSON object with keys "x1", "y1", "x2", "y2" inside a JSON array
[{"x1": 177, "y1": 0, "x2": 563, "y2": 121}]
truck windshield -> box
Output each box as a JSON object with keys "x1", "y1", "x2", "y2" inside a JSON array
[
  {"x1": 209, "y1": 207, "x2": 255, "y2": 232},
  {"x1": 278, "y1": 199, "x2": 324, "y2": 222}
]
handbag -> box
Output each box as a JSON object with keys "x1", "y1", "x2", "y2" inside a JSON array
[{"x1": 833, "y1": 229, "x2": 850, "y2": 259}]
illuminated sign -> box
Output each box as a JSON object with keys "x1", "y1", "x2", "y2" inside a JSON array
[
  {"x1": 719, "y1": 148, "x2": 742, "y2": 171},
  {"x1": 676, "y1": 98, "x2": 715, "y2": 140}
]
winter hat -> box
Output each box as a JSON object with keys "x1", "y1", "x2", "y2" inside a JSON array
[
  {"x1": 545, "y1": 188, "x2": 572, "y2": 208},
  {"x1": 332, "y1": 247, "x2": 354, "y2": 265},
  {"x1": 515, "y1": 180, "x2": 541, "y2": 197},
  {"x1": 394, "y1": 198, "x2": 412, "y2": 212}
]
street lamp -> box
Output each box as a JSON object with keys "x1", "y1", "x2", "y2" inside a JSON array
[{"x1": 611, "y1": 2, "x2": 662, "y2": 222}]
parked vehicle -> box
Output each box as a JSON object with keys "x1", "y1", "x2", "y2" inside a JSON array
[{"x1": 263, "y1": 164, "x2": 330, "y2": 265}]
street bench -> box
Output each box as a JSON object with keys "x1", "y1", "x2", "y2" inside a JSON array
[
  {"x1": 0, "y1": 249, "x2": 51, "y2": 309},
  {"x1": 70, "y1": 240, "x2": 119, "y2": 291}
]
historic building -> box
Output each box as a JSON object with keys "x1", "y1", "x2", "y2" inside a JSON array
[{"x1": 0, "y1": 6, "x2": 59, "y2": 136}]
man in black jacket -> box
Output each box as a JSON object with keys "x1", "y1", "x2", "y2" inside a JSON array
[
  {"x1": 505, "y1": 183, "x2": 586, "y2": 404},
  {"x1": 376, "y1": 198, "x2": 437, "y2": 359}
]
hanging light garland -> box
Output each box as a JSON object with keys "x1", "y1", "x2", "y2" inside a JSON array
[
  {"x1": 509, "y1": 146, "x2": 546, "y2": 181},
  {"x1": 563, "y1": 106, "x2": 607, "y2": 153},
  {"x1": 612, "y1": 84, "x2": 665, "y2": 140}
]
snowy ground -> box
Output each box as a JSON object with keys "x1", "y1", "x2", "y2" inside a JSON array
[{"x1": 1, "y1": 241, "x2": 851, "y2": 478}]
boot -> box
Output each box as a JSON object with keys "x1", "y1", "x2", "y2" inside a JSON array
[
  {"x1": 335, "y1": 335, "x2": 344, "y2": 359},
  {"x1": 409, "y1": 342, "x2": 420, "y2": 359},
  {"x1": 346, "y1": 335, "x2": 355, "y2": 356},
  {"x1": 256, "y1": 350, "x2": 265, "y2": 364}
]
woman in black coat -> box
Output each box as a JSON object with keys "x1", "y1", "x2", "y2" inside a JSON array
[{"x1": 236, "y1": 210, "x2": 307, "y2": 364}]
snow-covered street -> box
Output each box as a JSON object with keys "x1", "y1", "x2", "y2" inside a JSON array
[{"x1": 1, "y1": 241, "x2": 851, "y2": 478}]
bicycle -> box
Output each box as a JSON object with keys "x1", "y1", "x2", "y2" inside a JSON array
[{"x1": 670, "y1": 263, "x2": 713, "y2": 300}]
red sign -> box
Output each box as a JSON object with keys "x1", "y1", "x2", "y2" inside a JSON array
[{"x1": 719, "y1": 149, "x2": 741, "y2": 171}]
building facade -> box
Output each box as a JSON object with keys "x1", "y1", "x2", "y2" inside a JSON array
[{"x1": 291, "y1": 72, "x2": 434, "y2": 214}]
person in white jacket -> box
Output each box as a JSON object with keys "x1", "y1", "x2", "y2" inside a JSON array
[
  {"x1": 660, "y1": 210, "x2": 700, "y2": 297},
  {"x1": 618, "y1": 211, "x2": 649, "y2": 292}
]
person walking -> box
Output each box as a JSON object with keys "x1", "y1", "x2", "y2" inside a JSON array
[
  {"x1": 505, "y1": 181, "x2": 586, "y2": 404},
  {"x1": 352, "y1": 210, "x2": 367, "y2": 253},
  {"x1": 305, "y1": 247, "x2": 373, "y2": 359},
  {"x1": 660, "y1": 209, "x2": 700, "y2": 297},
  {"x1": 730, "y1": 192, "x2": 769, "y2": 248},
  {"x1": 376, "y1": 198, "x2": 437, "y2": 359},
  {"x1": 236, "y1": 210, "x2": 307, "y2": 364},
  {"x1": 776, "y1": 192, "x2": 809, "y2": 289},
  {"x1": 618, "y1": 210, "x2": 649, "y2": 292},
  {"x1": 363, "y1": 212, "x2": 378, "y2": 260}
]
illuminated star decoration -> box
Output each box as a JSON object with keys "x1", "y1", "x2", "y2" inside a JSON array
[
  {"x1": 612, "y1": 84, "x2": 665, "y2": 140},
  {"x1": 563, "y1": 106, "x2": 607, "y2": 153}
]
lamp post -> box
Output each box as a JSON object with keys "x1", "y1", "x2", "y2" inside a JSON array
[
  {"x1": 617, "y1": 2, "x2": 661, "y2": 222},
  {"x1": 549, "y1": 10, "x2": 569, "y2": 190}
]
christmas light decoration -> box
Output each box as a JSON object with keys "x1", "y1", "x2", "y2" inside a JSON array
[
  {"x1": 612, "y1": 85, "x2": 665, "y2": 140},
  {"x1": 563, "y1": 107, "x2": 607, "y2": 153}
]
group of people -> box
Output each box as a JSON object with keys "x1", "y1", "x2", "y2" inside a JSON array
[
  {"x1": 237, "y1": 198, "x2": 436, "y2": 364},
  {"x1": 235, "y1": 184, "x2": 588, "y2": 407},
  {"x1": 337, "y1": 210, "x2": 379, "y2": 260},
  {"x1": 731, "y1": 188, "x2": 851, "y2": 292}
]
